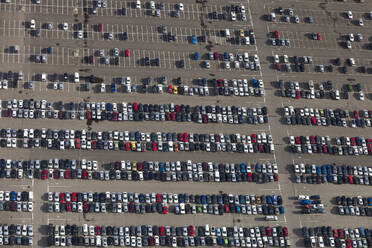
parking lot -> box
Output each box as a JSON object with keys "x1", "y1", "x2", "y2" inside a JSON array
[{"x1": 0, "y1": 0, "x2": 371, "y2": 247}]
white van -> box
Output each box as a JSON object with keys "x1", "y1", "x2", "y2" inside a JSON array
[
  {"x1": 225, "y1": 29, "x2": 230, "y2": 38},
  {"x1": 74, "y1": 72, "x2": 79, "y2": 83},
  {"x1": 28, "y1": 192, "x2": 33, "y2": 201},
  {"x1": 243, "y1": 52, "x2": 249, "y2": 62},
  {"x1": 82, "y1": 224, "x2": 88, "y2": 236},
  {"x1": 41, "y1": 73, "x2": 47, "y2": 82},
  {"x1": 205, "y1": 225, "x2": 210, "y2": 235},
  {"x1": 265, "y1": 215, "x2": 278, "y2": 221}
]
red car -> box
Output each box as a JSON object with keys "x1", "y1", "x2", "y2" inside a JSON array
[
  {"x1": 311, "y1": 117, "x2": 316, "y2": 125},
  {"x1": 283, "y1": 227, "x2": 288, "y2": 236},
  {"x1": 266, "y1": 227, "x2": 272, "y2": 236},
  {"x1": 125, "y1": 49, "x2": 130, "y2": 57},
  {"x1": 71, "y1": 192, "x2": 77, "y2": 202},
  {"x1": 274, "y1": 30, "x2": 279, "y2": 38},
  {"x1": 295, "y1": 90, "x2": 301, "y2": 99},
  {"x1": 168, "y1": 85, "x2": 173, "y2": 93},
  {"x1": 53, "y1": 170, "x2": 59, "y2": 179},
  {"x1": 82, "y1": 170, "x2": 87, "y2": 179},
  {"x1": 183, "y1": 133, "x2": 188, "y2": 142},
  {"x1": 251, "y1": 134, "x2": 257, "y2": 143},
  {"x1": 133, "y1": 102, "x2": 138, "y2": 111},
  {"x1": 151, "y1": 142, "x2": 157, "y2": 151},
  {"x1": 125, "y1": 142, "x2": 130, "y2": 150},
  {"x1": 64, "y1": 171, "x2": 70, "y2": 179},
  {"x1": 274, "y1": 174, "x2": 279, "y2": 181},
  {"x1": 354, "y1": 111, "x2": 359, "y2": 118},
  {"x1": 159, "y1": 226, "x2": 165, "y2": 236},
  {"x1": 188, "y1": 226, "x2": 194, "y2": 236},
  {"x1": 98, "y1": 24, "x2": 103, "y2": 32},
  {"x1": 156, "y1": 194, "x2": 162, "y2": 202},
  {"x1": 66, "y1": 202, "x2": 72, "y2": 212},
  {"x1": 95, "y1": 226, "x2": 101, "y2": 235},
  {"x1": 213, "y1": 52, "x2": 219, "y2": 60},
  {"x1": 41, "y1": 170, "x2": 47, "y2": 180},
  {"x1": 224, "y1": 204, "x2": 230, "y2": 213},
  {"x1": 60, "y1": 193, "x2": 65, "y2": 203},
  {"x1": 317, "y1": 33, "x2": 321, "y2": 40},
  {"x1": 83, "y1": 202, "x2": 88, "y2": 212},
  {"x1": 275, "y1": 62, "x2": 280, "y2": 70},
  {"x1": 247, "y1": 173, "x2": 252, "y2": 182},
  {"x1": 162, "y1": 205, "x2": 168, "y2": 214},
  {"x1": 170, "y1": 112, "x2": 175, "y2": 121},
  {"x1": 333, "y1": 229, "x2": 338, "y2": 238},
  {"x1": 347, "y1": 175, "x2": 353, "y2": 183},
  {"x1": 75, "y1": 139, "x2": 81, "y2": 149},
  {"x1": 338, "y1": 229, "x2": 344, "y2": 238}
]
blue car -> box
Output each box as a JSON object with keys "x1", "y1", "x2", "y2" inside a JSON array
[
  {"x1": 178, "y1": 194, "x2": 184, "y2": 203},
  {"x1": 252, "y1": 78, "x2": 258, "y2": 87},
  {"x1": 10, "y1": 191, "x2": 16, "y2": 201},
  {"x1": 300, "y1": 199, "x2": 311, "y2": 205},
  {"x1": 194, "y1": 52, "x2": 199, "y2": 60},
  {"x1": 240, "y1": 163, "x2": 246, "y2": 173},
  {"x1": 235, "y1": 205, "x2": 241, "y2": 213},
  {"x1": 106, "y1": 103, "x2": 112, "y2": 111},
  {"x1": 111, "y1": 83, "x2": 116, "y2": 93},
  {"x1": 159, "y1": 163, "x2": 165, "y2": 172},
  {"x1": 201, "y1": 195, "x2": 206, "y2": 204},
  {"x1": 191, "y1": 36, "x2": 197, "y2": 44},
  {"x1": 223, "y1": 52, "x2": 229, "y2": 61}
]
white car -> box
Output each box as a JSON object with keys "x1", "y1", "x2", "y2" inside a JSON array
[
  {"x1": 359, "y1": 91, "x2": 364, "y2": 101},
  {"x1": 274, "y1": 54, "x2": 279, "y2": 63},
  {"x1": 178, "y1": 3, "x2": 184, "y2": 11},
  {"x1": 359, "y1": 18, "x2": 364, "y2": 26},
  {"x1": 136, "y1": 0, "x2": 141, "y2": 8},
  {"x1": 349, "y1": 33, "x2": 354, "y2": 42},
  {"x1": 234, "y1": 61, "x2": 240, "y2": 68},
  {"x1": 74, "y1": 72, "x2": 79, "y2": 83},
  {"x1": 63, "y1": 22, "x2": 68, "y2": 30},
  {"x1": 346, "y1": 11, "x2": 353, "y2": 19},
  {"x1": 150, "y1": 1, "x2": 155, "y2": 9},
  {"x1": 30, "y1": 19, "x2": 35, "y2": 29},
  {"x1": 231, "y1": 11, "x2": 236, "y2": 21}
]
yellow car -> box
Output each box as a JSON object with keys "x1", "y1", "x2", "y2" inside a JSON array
[
  {"x1": 131, "y1": 141, "x2": 136, "y2": 151},
  {"x1": 240, "y1": 29, "x2": 245, "y2": 37},
  {"x1": 173, "y1": 86, "x2": 178, "y2": 95},
  {"x1": 132, "y1": 162, "x2": 137, "y2": 171}
]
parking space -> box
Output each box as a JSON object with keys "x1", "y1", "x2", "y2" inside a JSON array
[{"x1": 0, "y1": 0, "x2": 372, "y2": 246}]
